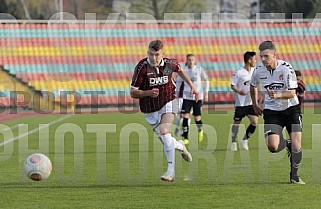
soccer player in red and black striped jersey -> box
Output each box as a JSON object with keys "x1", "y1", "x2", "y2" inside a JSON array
[{"x1": 130, "y1": 40, "x2": 199, "y2": 182}]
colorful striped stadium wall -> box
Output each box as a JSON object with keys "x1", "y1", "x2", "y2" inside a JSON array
[{"x1": 0, "y1": 22, "x2": 321, "y2": 108}]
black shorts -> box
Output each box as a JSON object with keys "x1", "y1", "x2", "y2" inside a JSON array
[
  {"x1": 263, "y1": 105, "x2": 302, "y2": 136},
  {"x1": 181, "y1": 99, "x2": 203, "y2": 116},
  {"x1": 233, "y1": 105, "x2": 257, "y2": 121}
]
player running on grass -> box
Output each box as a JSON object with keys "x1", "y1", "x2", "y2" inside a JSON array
[
  {"x1": 230, "y1": 51, "x2": 259, "y2": 151},
  {"x1": 130, "y1": 40, "x2": 199, "y2": 182},
  {"x1": 250, "y1": 41, "x2": 305, "y2": 184},
  {"x1": 176, "y1": 54, "x2": 209, "y2": 145}
]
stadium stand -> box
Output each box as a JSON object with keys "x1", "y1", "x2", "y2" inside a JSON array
[{"x1": 0, "y1": 22, "x2": 320, "y2": 109}]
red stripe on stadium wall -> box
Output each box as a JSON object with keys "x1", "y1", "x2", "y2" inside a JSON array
[
  {"x1": 1, "y1": 52, "x2": 321, "y2": 65},
  {"x1": 16, "y1": 72, "x2": 132, "y2": 82},
  {"x1": 16, "y1": 71, "x2": 234, "y2": 82},
  {"x1": 16, "y1": 69, "x2": 319, "y2": 83}
]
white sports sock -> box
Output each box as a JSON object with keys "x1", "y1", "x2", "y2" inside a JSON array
[
  {"x1": 173, "y1": 137, "x2": 183, "y2": 151},
  {"x1": 161, "y1": 133, "x2": 175, "y2": 173}
]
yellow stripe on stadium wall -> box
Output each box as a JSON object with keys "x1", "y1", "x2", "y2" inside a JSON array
[
  {"x1": 28, "y1": 80, "x2": 131, "y2": 90},
  {"x1": 0, "y1": 44, "x2": 320, "y2": 56},
  {"x1": 29, "y1": 79, "x2": 233, "y2": 90}
]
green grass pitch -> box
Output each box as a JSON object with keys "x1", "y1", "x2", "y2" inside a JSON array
[{"x1": 0, "y1": 107, "x2": 320, "y2": 208}]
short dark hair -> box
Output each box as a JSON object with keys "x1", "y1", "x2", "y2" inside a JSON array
[
  {"x1": 244, "y1": 51, "x2": 256, "y2": 63},
  {"x1": 186, "y1": 54, "x2": 195, "y2": 59},
  {"x1": 295, "y1": 70, "x2": 302, "y2": 77},
  {"x1": 259, "y1": 41, "x2": 276, "y2": 51},
  {"x1": 148, "y1": 40, "x2": 163, "y2": 51}
]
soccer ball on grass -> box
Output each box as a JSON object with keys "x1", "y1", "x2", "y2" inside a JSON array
[{"x1": 24, "y1": 153, "x2": 52, "y2": 181}]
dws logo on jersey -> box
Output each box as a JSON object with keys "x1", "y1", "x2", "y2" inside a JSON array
[
  {"x1": 149, "y1": 76, "x2": 169, "y2": 86},
  {"x1": 264, "y1": 83, "x2": 284, "y2": 90}
]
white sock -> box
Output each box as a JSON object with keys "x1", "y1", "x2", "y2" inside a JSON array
[
  {"x1": 173, "y1": 137, "x2": 183, "y2": 151},
  {"x1": 161, "y1": 133, "x2": 175, "y2": 173}
]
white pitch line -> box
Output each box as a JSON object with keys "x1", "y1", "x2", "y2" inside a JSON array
[
  {"x1": 0, "y1": 114, "x2": 72, "y2": 147},
  {"x1": 2, "y1": 124, "x2": 20, "y2": 132}
]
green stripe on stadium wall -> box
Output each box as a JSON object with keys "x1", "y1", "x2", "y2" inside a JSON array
[{"x1": 0, "y1": 28, "x2": 319, "y2": 38}]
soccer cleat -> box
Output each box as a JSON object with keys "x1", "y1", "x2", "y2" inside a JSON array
[
  {"x1": 174, "y1": 127, "x2": 180, "y2": 137},
  {"x1": 241, "y1": 140, "x2": 249, "y2": 150},
  {"x1": 178, "y1": 140, "x2": 192, "y2": 162},
  {"x1": 198, "y1": 130, "x2": 204, "y2": 142},
  {"x1": 290, "y1": 176, "x2": 305, "y2": 185},
  {"x1": 183, "y1": 139, "x2": 189, "y2": 145},
  {"x1": 161, "y1": 171, "x2": 175, "y2": 182},
  {"x1": 231, "y1": 142, "x2": 237, "y2": 151}
]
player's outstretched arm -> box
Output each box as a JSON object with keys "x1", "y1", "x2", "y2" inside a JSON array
[
  {"x1": 202, "y1": 69, "x2": 209, "y2": 102},
  {"x1": 231, "y1": 85, "x2": 247, "y2": 96},
  {"x1": 250, "y1": 85, "x2": 262, "y2": 115}
]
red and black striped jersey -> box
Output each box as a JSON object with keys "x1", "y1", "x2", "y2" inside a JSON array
[{"x1": 131, "y1": 57, "x2": 180, "y2": 113}]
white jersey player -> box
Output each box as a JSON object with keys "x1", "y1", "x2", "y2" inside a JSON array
[
  {"x1": 230, "y1": 51, "x2": 258, "y2": 151},
  {"x1": 250, "y1": 41, "x2": 304, "y2": 184},
  {"x1": 176, "y1": 54, "x2": 209, "y2": 145}
]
